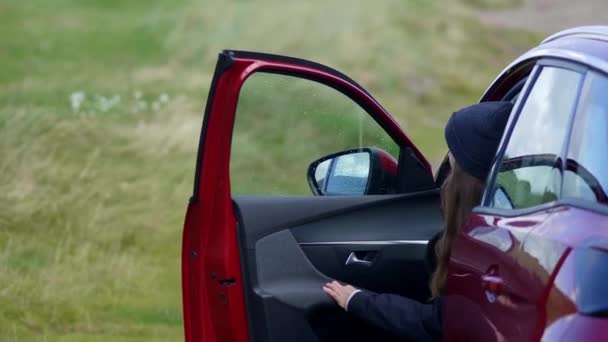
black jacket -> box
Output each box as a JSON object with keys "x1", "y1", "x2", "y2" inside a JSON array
[{"x1": 347, "y1": 290, "x2": 442, "y2": 341}]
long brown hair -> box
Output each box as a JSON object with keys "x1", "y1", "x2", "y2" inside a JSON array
[{"x1": 430, "y1": 160, "x2": 484, "y2": 297}]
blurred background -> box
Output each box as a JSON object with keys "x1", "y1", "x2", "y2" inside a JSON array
[{"x1": 0, "y1": 0, "x2": 602, "y2": 340}]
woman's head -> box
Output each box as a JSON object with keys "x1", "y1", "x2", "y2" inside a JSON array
[
  {"x1": 430, "y1": 101, "x2": 513, "y2": 297},
  {"x1": 443, "y1": 101, "x2": 513, "y2": 179}
]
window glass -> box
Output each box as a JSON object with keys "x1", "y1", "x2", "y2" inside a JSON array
[
  {"x1": 489, "y1": 67, "x2": 582, "y2": 209},
  {"x1": 325, "y1": 153, "x2": 370, "y2": 195},
  {"x1": 563, "y1": 73, "x2": 608, "y2": 205},
  {"x1": 230, "y1": 72, "x2": 398, "y2": 195}
]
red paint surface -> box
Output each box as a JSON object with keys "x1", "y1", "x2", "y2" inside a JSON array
[
  {"x1": 182, "y1": 61, "x2": 253, "y2": 342},
  {"x1": 445, "y1": 204, "x2": 608, "y2": 341},
  {"x1": 182, "y1": 53, "x2": 430, "y2": 342},
  {"x1": 445, "y1": 210, "x2": 551, "y2": 341},
  {"x1": 541, "y1": 206, "x2": 608, "y2": 340}
]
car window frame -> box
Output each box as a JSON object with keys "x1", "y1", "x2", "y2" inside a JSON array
[
  {"x1": 230, "y1": 71, "x2": 403, "y2": 196},
  {"x1": 479, "y1": 59, "x2": 589, "y2": 216}
]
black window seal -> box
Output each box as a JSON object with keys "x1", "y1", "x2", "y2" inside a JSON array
[
  {"x1": 501, "y1": 76, "x2": 528, "y2": 102},
  {"x1": 481, "y1": 59, "x2": 537, "y2": 102}
]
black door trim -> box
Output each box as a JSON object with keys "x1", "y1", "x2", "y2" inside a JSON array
[{"x1": 298, "y1": 240, "x2": 429, "y2": 246}]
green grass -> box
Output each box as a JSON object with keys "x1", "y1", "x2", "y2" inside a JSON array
[
  {"x1": 0, "y1": 0, "x2": 539, "y2": 340},
  {"x1": 461, "y1": 0, "x2": 525, "y2": 9}
]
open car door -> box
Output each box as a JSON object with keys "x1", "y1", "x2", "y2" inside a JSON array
[{"x1": 182, "y1": 50, "x2": 442, "y2": 342}]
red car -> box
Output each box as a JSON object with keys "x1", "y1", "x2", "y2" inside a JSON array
[{"x1": 182, "y1": 26, "x2": 608, "y2": 341}]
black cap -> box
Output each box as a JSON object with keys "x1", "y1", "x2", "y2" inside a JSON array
[{"x1": 444, "y1": 101, "x2": 513, "y2": 180}]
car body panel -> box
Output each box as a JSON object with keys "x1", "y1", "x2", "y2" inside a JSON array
[
  {"x1": 444, "y1": 209, "x2": 567, "y2": 341},
  {"x1": 549, "y1": 226, "x2": 608, "y2": 323}
]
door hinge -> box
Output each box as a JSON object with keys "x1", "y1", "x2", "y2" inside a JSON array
[
  {"x1": 219, "y1": 278, "x2": 236, "y2": 287},
  {"x1": 217, "y1": 278, "x2": 236, "y2": 306}
]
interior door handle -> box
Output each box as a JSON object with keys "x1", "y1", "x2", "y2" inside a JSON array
[
  {"x1": 345, "y1": 251, "x2": 376, "y2": 267},
  {"x1": 481, "y1": 264, "x2": 504, "y2": 303},
  {"x1": 482, "y1": 274, "x2": 504, "y2": 290}
]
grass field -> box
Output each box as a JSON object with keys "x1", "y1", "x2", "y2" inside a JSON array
[{"x1": 0, "y1": 0, "x2": 538, "y2": 340}]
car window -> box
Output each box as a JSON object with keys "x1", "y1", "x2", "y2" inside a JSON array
[
  {"x1": 562, "y1": 73, "x2": 608, "y2": 205},
  {"x1": 230, "y1": 72, "x2": 399, "y2": 195},
  {"x1": 489, "y1": 67, "x2": 583, "y2": 209}
]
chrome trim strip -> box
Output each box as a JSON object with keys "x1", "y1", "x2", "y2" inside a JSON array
[{"x1": 298, "y1": 240, "x2": 428, "y2": 246}]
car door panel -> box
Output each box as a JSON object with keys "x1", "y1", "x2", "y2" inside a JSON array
[
  {"x1": 255, "y1": 229, "x2": 333, "y2": 310},
  {"x1": 292, "y1": 192, "x2": 440, "y2": 299},
  {"x1": 290, "y1": 192, "x2": 440, "y2": 243},
  {"x1": 300, "y1": 243, "x2": 429, "y2": 299},
  {"x1": 233, "y1": 194, "x2": 435, "y2": 249},
  {"x1": 184, "y1": 50, "x2": 438, "y2": 342},
  {"x1": 446, "y1": 212, "x2": 551, "y2": 342},
  {"x1": 233, "y1": 192, "x2": 441, "y2": 342}
]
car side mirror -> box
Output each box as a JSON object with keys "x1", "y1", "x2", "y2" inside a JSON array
[{"x1": 307, "y1": 147, "x2": 397, "y2": 196}]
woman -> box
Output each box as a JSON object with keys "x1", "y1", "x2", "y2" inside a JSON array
[{"x1": 323, "y1": 101, "x2": 514, "y2": 341}]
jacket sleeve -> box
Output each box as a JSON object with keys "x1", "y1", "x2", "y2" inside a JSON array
[{"x1": 346, "y1": 290, "x2": 442, "y2": 341}]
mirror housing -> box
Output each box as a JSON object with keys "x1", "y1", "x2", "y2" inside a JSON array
[{"x1": 307, "y1": 147, "x2": 397, "y2": 196}]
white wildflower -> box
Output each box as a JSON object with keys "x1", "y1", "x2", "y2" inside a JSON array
[
  {"x1": 159, "y1": 93, "x2": 169, "y2": 104},
  {"x1": 95, "y1": 94, "x2": 122, "y2": 112},
  {"x1": 70, "y1": 91, "x2": 86, "y2": 113}
]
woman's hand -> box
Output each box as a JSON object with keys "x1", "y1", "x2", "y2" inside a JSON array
[{"x1": 323, "y1": 280, "x2": 357, "y2": 310}]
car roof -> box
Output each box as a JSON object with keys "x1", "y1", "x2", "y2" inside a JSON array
[
  {"x1": 519, "y1": 25, "x2": 608, "y2": 74},
  {"x1": 542, "y1": 26, "x2": 608, "y2": 45},
  {"x1": 483, "y1": 26, "x2": 608, "y2": 100}
]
